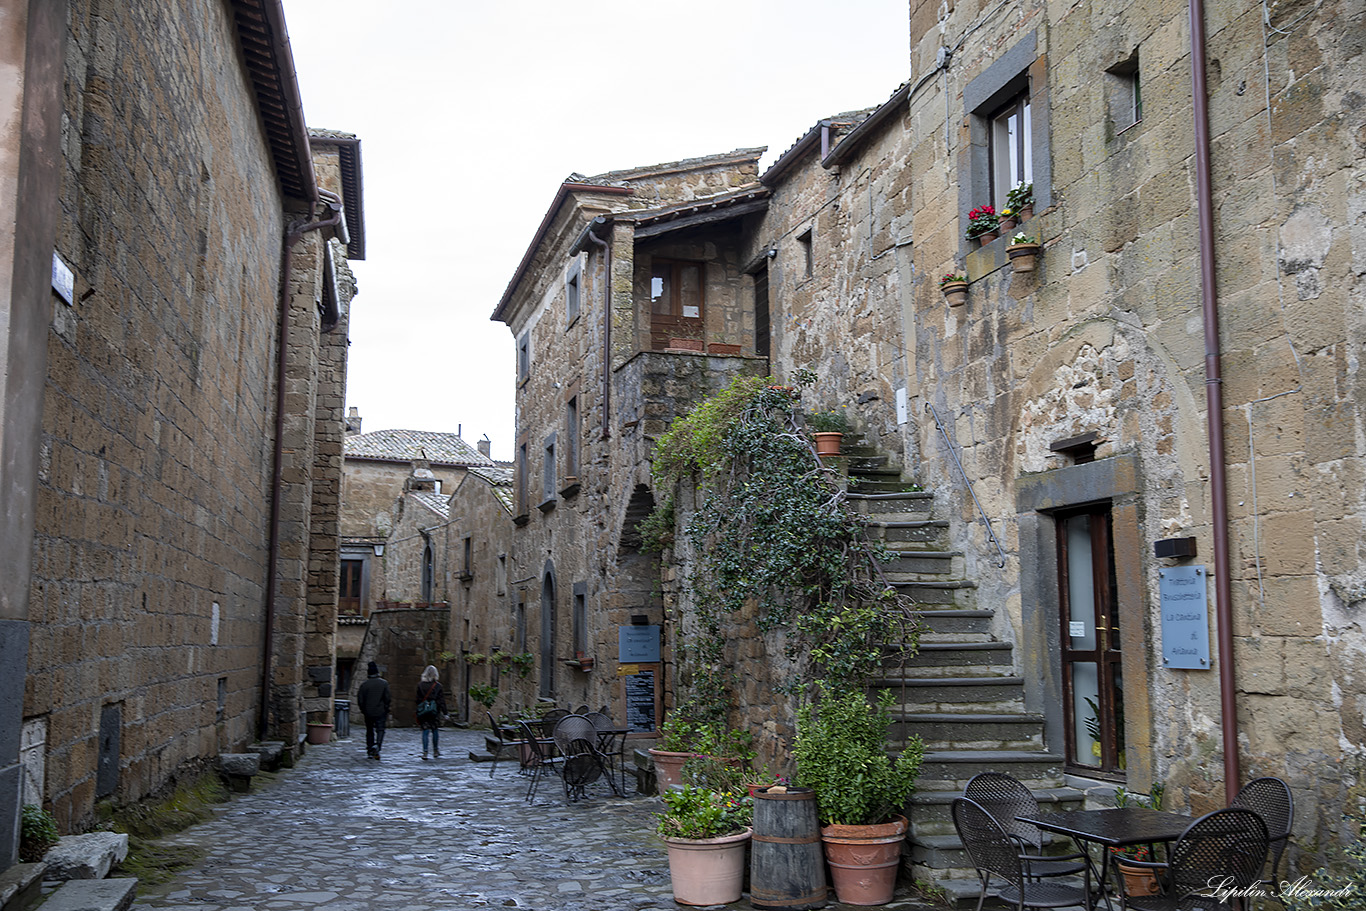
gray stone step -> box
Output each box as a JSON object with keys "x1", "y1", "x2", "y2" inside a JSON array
[
  {"x1": 37, "y1": 878, "x2": 137, "y2": 911},
  {"x1": 866, "y1": 519, "x2": 950, "y2": 546},
  {"x1": 917, "y1": 750, "x2": 1067, "y2": 791},
  {"x1": 916, "y1": 609, "x2": 994, "y2": 637},
  {"x1": 893, "y1": 712, "x2": 1045, "y2": 750},
  {"x1": 872, "y1": 675, "x2": 1027, "y2": 713},
  {"x1": 848, "y1": 491, "x2": 935, "y2": 521},
  {"x1": 888, "y1": 580, "x2": 978, "y2": 608},
  {"x1": 909, "y1": 786, "x2": 1085, "y2": 836},
  {"x1": 901, "y1": 641, "x2": 1014, "y2": 675},
  {"x1": 0, "y1": 863, "x2": 44, "y2": 911},
  {"x1": 883, "y1": 550, "x2": 959, "y2": 575}
]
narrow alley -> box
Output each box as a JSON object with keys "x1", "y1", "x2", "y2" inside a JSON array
[{"x1": 126, "y1": 728, "x2": 938, "y2": 911}]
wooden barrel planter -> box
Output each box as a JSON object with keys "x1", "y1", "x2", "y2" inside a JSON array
[{"x1": 750, "y1": 787, "x2": 828, "y2": 910}]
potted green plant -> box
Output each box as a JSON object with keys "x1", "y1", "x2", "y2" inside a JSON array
[
  {"x1": 652, "y1": 713, "x2": 754, "y2": 791},
  {"x1": 793, "y1": 687, "x2": 925, "y2": 906},
  {"x1": 965, "y1": 204, "x2": 1000, "y2": 244},
  {"x1": 807, "y1": 408, "x2": 850, "y2": 457},
  {"x1": 1006, "y1": 233, "x2": 1042, "y2": 272},
  {"x1": 1110, "y1": 784, "x2": 1166, "y2": 896},
  {"x1": 656, "y1": 785, "x2": 753, "y2": 906},
  {"x1": 940, "y1": 272, "x2": 968, "y2": 307},
  {"x1": 1007, "y1": 181, "x2": 1034, "y2": 221}
]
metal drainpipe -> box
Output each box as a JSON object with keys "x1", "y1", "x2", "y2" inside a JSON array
[
  {"x1": 260, "y1": 192, "x2": 346, "y2": 739},
  {"x1": 1189, "y1": 0, "x2": 1241, "y2": 797},
  {"x1": 587, "y1": 224, "x2": 611, "y2": 439}
]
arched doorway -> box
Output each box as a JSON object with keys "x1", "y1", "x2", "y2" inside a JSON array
[{"x1": 540, "y1": 565, "x2": 556, "y2": 699}]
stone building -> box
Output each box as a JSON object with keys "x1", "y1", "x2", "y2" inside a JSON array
[
  {"x1": 491, "y1": 150, "x2": 777, "y2": 729},
  {"x1": 0, "y1": 0, "x2": 362, "y2": 856},
  {"x1": 488, "y1": 0, "x2": 1366, "y2": 887}
]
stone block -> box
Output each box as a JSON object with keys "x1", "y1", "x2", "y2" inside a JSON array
[
  {"x1": 36, "y1": 877, "x2": 137, "y2": 911},
  {"x1": 43, "y1": 832, "x2": 129, "y2": 882},
  {"x1": 246, "y1": 741, "x2": 286, "y2": 771}
]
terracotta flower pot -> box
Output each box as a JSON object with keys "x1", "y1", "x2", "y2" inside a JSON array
[
  {"x1": 973, "y1": 229, "x2": 998, "y2": 245},
  {"x1": 663, "y1": 827, "x2": 752, "y2": 906},
  {"x1": 813, "y1": 432, "x2": 843, "y2": 457},
  {"x1": 998, "y1": 215, "x2": 1018, "y2": 233},
  {"x1": 1116, "y1": 859, "x2": 1161, "y2": 896},
  {"x1": 820, "y1": 816, "x2": 907, "y2": 906},
  {"x1": 1018, "y1": 203, "x2": 1034, "y2": 221},
  {"x1": 648, "y1": 748, "x2": 693, "y2": 791},
  {"x1": 1006, "y1": 242, "x2": 1042, "y2": 273},
  {"x1": 941, "y1": 280, "x2": 968, "y2": 307},
  {"x1": 305, "y1": 723, "x2": 333, "y2": 745}
]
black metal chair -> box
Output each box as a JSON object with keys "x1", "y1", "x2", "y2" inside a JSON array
[
  {"x1": 1229, "y1": 777, "x2": 1293, "y2": 893},
  {"x1": 485, "y1": 711, "x2": 525, "y2": 779},
  {"x1": 1112, "y1": 807, "x2": 1268, "y2": 911},
  {"x1": 954, "y1": 797, "x2": 1093, "y2": 911},
  {"x1": 518, "y1": 720, "x2": 563, "y2": 802},
  {"x1": 552, "y1": 715, "x2": 617, "y2": 800},
  {"x1": 964, "y1": 772, "x2": 1090, "y2": 882}
]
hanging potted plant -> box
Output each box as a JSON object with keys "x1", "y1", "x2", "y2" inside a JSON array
[
  {"x1": 656, "y1": 784, "x2": 753, "y2": 906},
  {"x1": 965, "y1": 205, "x2": 1000, "y2": 245},
  {"x1": 1007, "y1": 181, "x2": 1034, "y2": 221},
  {"x1": 793, "y1": 687, "x2": 925, "y2": 906},
  {"x1": 807, "y1": 408, "x2": 850, "y2": 457},
  {"x1": 939, "y1": 272, "x2": 968, "y2": 307},
  {"x1": 1006, "y1": 233, "x2": 1043, "y2": 272}
]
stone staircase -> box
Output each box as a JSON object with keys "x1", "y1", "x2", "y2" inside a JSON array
[{"x1": 844, "y1": 443, "x2": 1084, "y2": 906}]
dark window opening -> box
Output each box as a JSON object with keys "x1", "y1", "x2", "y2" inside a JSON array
[
  {"x1": 754, "y1": 269, "x2": 770, "y2": 357},
  {"x1": 566, "y1": 262, "x2": 581, "y2": 325},
  {"x1": 797, "y1": 229, "x2": 813, "y2": 278},
  {"x1": 565, "y1": 397, "x2": 579, "y2": 479}
]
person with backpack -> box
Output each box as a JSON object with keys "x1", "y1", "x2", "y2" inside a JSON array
[
  {"x1": 356, "y1": 661, "x2": 391, "y2": 760},
  {"x1": 415, "y1": 664, "x2": 448, "y2": 759}
]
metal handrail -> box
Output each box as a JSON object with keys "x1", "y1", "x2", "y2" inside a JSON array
[{"x1": 925, "y1": 402, "x2": 1008, "y2": 568}]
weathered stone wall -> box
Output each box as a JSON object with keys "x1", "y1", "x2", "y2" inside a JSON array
[
  {"x1": 382, "y1": 494, "x2": 450, "y2": 605},
  {"x1": 341, "y1": 461, "x2": 467, "y2": 539},
  {"x1": 28, "y1": 0, "x2": 287, "y2": 830},
  {"x1": 349, "y1": 607, "x2": 449, "y2": 727}
]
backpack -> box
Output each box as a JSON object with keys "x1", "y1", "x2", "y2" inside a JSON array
[{"x1": 417, "y1": 683, "x2": 440, "y2": 720}]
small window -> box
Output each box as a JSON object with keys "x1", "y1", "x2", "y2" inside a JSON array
[
  {"x1": 797, "y1": 228, "x2": 813, "y2": 278},
  {"x1": 421, "y1": 542, "x2": 434, "y2": 601},
  {"x1": 517, "y1": 331, "x2": 531, "y2": 384},
  {"x1": 565, "y1": 396, "x2": 579, "y2": 479},
  {"x1": 461, "y1": 536, "x2": 474, "y2": 581},
  {"x1": 516, "y1": 442, "x2": 529, "y2": 516},
  {"x1": 1107, "y1": 52, "x2": 1142, "y2": 133},
  {"x1": 572, "y1": 582, "x2": 588, "y2": 658},
  {"x1": 542, "y1": 433, "x2": 557, "y2": 506},
  {"x1": 990, "y1": 92, "x2": 1032, "y2": 211},
  {"x1": 496, "y1": 553, "x2": 508, "y2": 596},
  {"x1": 566, "y1": 260, "x2": 581, "y2": 326}
]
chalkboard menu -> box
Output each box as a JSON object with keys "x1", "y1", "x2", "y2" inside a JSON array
[{"x1": 621, "y1": 664, "x2": 658, "y2": 732}]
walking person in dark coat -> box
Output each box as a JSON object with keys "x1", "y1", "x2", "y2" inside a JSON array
[
  {"x1": 356, "y1": 661, "x2": 391, "y2": 760},
  {"x1": 416, "y1": 664, "x2": 448, "y2": 760}
]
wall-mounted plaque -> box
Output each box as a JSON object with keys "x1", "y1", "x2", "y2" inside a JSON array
[
  {"x1": 620, "y1": 664, "x2": 659, "y2": 733},
  {"x1": 618, "y1": 624, "x2": 661, "y2": 663},
  {"x1": 1160, "y1": 565, "x2": 1210, "y2": 669}
]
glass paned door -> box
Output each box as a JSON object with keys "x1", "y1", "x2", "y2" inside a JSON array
[{"x1": 1058, "y1": 507, "x2": 1125, "y2": 775}]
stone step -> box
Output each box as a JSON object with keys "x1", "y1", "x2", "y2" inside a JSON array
[
  {"x1": 916, "y1": 750, "x2": 1067, "y2": 791},
  {"x1": 43, "y1": 834, "x2": 129, "y2": 883},
  {"x1": 867, "y1": 520, "x2": 950, "y2": 546},
  {"x1": 38, "y1": 879, "x2": 137, "y2": 911},
  {"x1": 893, "y1": 712, "x2": 1045, "y2": 750},
  {"x1": 901, "y1": 642, "x2": 1014, "y2": 675},
  {"x1": 882, "y1": 549, "x2": 959, "y2": 575},
  {"x1": 0, "y1": 863, "x2": 44, "y2": 911},
  {"x1": 848, "y1": 491, "x2": 935, "y2": 521},
  {"x1": 888, "y1": 579, "x2": 977, "y2": 608},
  {"x1": 909, "y1": 785, "x2": 1086, "y2": 836},
  {"x1": 874, "y1": 675, "x2": 1026, "y2": 713},
  {"x1": 916, "y1": 609, "x2": 994, "y2": 637}
]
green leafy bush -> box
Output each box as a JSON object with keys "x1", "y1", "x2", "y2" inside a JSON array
[
  {"x1": 793, "y1": 687, "x2": 924, "y2": 826},
  {"x1": 468, "y1": 683, "x2": 498, "y2": 710},
  {"x1": 807, "y1": 409, "x2": 850, "y2": 434},
  {"x1": 656, "y1": 785, "x2": 751, "y2": 840},
  {"x1": 1284, "y1": 812, "x2": 1366, "y2": 910},
  {"x1": 20, "y1": 805, "x2": 58, "y2": 862}
]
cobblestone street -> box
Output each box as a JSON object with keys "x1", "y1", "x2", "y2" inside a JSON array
[{"x1": 126, "y1": 727, "x2": 939, "y2": 911}]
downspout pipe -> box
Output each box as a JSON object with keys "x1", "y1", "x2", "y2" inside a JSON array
[
  {"x1": 1189, "y1": 0, "x2": 1241, "y2": 797},
  {"x1": 259, "y1": 190, "x2": 345, "y2": 739},
  {"x1": 586, "y1": 222, "x2": 611, "y2": 439}
]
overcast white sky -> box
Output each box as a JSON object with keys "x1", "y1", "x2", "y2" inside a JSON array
[{"x1": 284, "y1": 1, "x2": 911, "y2": 461}]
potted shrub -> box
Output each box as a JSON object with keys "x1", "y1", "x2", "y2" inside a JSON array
[
  {"x1": 793, "y1": 687, "x2": 925, "y2": 906},
  {"x1": 1110, "y1": 785, "x2": 1166, "y2": 897},
  {"x1": 807, "y1": 408, "x2": 850, "y2": 457},
  {"x1": 1007, "y1": 181, "x2": 1034, "y2": 221},
  {"x1": 965, "y1": 205, "x2": 1000, "y2": 244},
  {"x1": 656, "y1": 785, "x2": 753, "y2": 906},
  {"x1": 939, "y1": 272, "x2": 968, "y2": 307},
  {"x1": 1006, "y1": 233, "x2": 1043, "y2": 272},
  {"x1": 651, "y1": 712, "x2": 754, "y2": 791}
]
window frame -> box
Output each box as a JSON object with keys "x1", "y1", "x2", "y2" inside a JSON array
[{"x1": 565, "y1": 257, "x2": 582, "y2": 328}]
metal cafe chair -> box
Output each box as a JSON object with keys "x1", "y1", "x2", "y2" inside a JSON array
[
  {"x1": 1112, "y1": 807, "x2": 1268, "y2": 911},
  {"x1": 964, "y1": 772, "x2": 1090, "y2": 883},
  {"x1": 485, "y1": 711, "x2": 525, "y2": 779},
  {"x1": 954, "y1": 796, "x2": 1093, "y2": 911},
  {"x1": 517, "y1": 720, "x2": 563, "y2": 802},
  {"x1": 552, "y1": 715, "x2": 619, "y2": 800},
  {"x1": 1229, "y1": 777, "x2": 1293, "y2": 893},
  {"x1": 585, "y1": 711, "x2": 628, "y2": 794}
]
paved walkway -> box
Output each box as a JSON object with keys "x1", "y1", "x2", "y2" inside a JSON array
[{"x1": 129, "y1": 727, "x2": 940, "y2": 911}]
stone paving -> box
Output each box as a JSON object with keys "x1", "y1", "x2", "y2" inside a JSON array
[{"x1": 128, "y1": 727, "x2": 941, "y2": 911}]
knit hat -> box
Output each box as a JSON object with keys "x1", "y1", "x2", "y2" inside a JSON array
[{"x1": 367, "y1": 661, "x2": 379, "y2": 676}]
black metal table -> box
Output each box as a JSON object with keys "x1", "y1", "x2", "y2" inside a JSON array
[{"x1": 1017, "y1": 808, "x2": 1193, "y2": 910}]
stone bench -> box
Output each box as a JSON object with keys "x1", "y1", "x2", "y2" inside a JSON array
[
  {"x1": 43, "y1": 832, "x2": 128, "y2": 882},
  {"x1": 245, "y1": 741, "x2": 286, "y2": 771},
  {"x1": 39, "y1": 878, "x2": 137, "y2": 911},
  {"x1": 218, "y1": 753, "x2": 261, "y2": 793}
]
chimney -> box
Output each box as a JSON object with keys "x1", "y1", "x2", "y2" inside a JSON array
[
  {"x1": 345, "y1": 406, "x2": 362, "y2": 436},
  {"x1": 478, "y1": 436, "x2": 492, "y2": 459}
]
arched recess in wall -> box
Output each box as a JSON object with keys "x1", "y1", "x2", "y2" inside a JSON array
[
  {"x1": 617, "y1": 484, "x2": 663, "y2": 612},
  {"x1": 540, "y1": 561, "x2": 557, "y2": 699}
]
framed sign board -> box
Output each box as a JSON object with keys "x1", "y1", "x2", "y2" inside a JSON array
[
  {"x1": 1159, "y1": 565, "x2": 1210, "y2": 669},
  {"x1": 618, "y1": 663, "x2": 661, "y2": 733}
]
